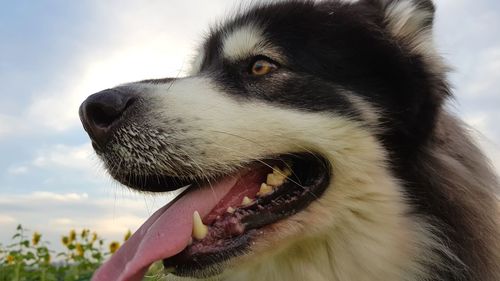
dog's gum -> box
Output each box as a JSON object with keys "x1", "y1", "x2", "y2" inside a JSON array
[
  {"x1": 223, "y1": 217, "x2": 245, "y2": 236},
  {"x1": 192, "y1": 211, "x2": 208, "y2": 240}
]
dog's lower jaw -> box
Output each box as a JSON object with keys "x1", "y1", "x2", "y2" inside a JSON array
[
  {"x1": 153, "y1": 116, "x2": 449, "y2": 281},
  {"x1": 162, "y1": 165, "x2": 443, "y2": 281},
  {"x1": 163, "y1": 217, "x2": 440, "y2": 281}
]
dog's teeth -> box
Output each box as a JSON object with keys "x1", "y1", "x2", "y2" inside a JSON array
[
  {"x1": 266, "y1": 173, "x2": 285, "y2": 186},
  {"x1": 257, "y1": 183, "x2": 273, "y2": 196},
  {"x1": 273, "y1": 167, "x2": 292, "y2": 178},
  {"x1": 227, "y1": 207, "x2": 235, "y2": 214},
  {"x1": 267, "y1": 166, "x2": 292, "y2": 186},
  {"x1": 281, "y1": 167, "x2": 292, "y2": 177},
  {"x1": 192, "y1": 211, "x2": 208, "y2": 240},
  {"x1": 187, "y1": 237, "x2": 193, "y2": 245},
  {"x1": 273, "y1": 166, "x2": 292, "y2": 176},
  {"x1": 241, "y1": 196, "x2": 253, "y2": 206}
]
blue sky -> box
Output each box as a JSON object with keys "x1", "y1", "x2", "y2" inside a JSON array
[{"x1": 0, "y1": 0, "x2": 499, "y2": 251}]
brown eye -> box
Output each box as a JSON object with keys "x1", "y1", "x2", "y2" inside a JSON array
[{"x1": 250, "y1": 59, "x2": 278, "y2": 76}]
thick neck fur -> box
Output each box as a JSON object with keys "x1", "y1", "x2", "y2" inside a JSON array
[{"x1": 409, "y1": 112, "x2": 500, "y2": 281}]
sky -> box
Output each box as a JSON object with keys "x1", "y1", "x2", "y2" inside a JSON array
[{"x1": 0, "y1": 0, "x2": 499, "y2": 252}]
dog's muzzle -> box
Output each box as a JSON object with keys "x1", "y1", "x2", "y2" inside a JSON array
[{"x1": 79, "y1": 88, "x2": 137, "y2": 150}]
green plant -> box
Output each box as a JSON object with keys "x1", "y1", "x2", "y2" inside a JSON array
[
  {"x1": 0, "y1": 225, "x2": 52, "y2": 281},
  {"x1": 0, "y1": 225, "x2": 151, "y2": 281}
]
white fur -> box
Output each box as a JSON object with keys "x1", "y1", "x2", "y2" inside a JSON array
[
  {"x1": 123, "y1": 78, "x2": 449, "y2": 281},
  {"x1": 384, "y1": 0, "x2": 433, "y2": 53},
  {"x1": 345, "y1": 93, "x2": 383, "y2": 130},
  {"x1": 188, "y1": 45, "x2": 205, "y2": 75},
  {"x1": 222, "y1": 24, "x2": 282, "y2": 62},
  {"x1": 382, "y1": 0, "x2": 449, "y2": 85}
]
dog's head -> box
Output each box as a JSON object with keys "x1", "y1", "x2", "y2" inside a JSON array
[{"x1": 80, "y1": 0, "x2": 447, "y2": 280}]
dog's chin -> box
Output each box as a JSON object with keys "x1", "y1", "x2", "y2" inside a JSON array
[{"x1": 107, "y1": 153, "x2": 331, "y2": 278}]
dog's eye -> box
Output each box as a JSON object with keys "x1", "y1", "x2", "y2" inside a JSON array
[{"x1": 250, "y1": 59, "x2": 278, "y2": 76}]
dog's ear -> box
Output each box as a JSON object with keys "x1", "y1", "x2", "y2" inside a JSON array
[{"x1": 365, "y1": 0, "x2": 435, "y2": 54}]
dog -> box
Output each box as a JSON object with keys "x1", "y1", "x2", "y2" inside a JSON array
[{"x1": 79, "y1": 0, "x2": 500, "y2": 280}]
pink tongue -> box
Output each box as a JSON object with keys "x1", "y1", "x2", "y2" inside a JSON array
[{"x1": 91, "y1": 176, "x2": 239, "y2": 281}]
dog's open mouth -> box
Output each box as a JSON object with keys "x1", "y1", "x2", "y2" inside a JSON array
[{"x1": 94, "y1": 153, "x2": 330, "y2": 281}]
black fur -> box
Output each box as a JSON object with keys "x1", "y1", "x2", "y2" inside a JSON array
[
  {"x1": 194, "y1": 1, "x2": 495, "y2": 280},
  {"x1": 201, "y1": 1, "x2": 445, "y2": 154}
]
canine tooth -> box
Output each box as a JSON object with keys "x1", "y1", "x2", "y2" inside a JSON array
[
  {"x1": 257, "y1": 183, "x2": 273, "y2": 196},
  {"x1": 273, "y1": 166, "x2": 292, "y2": 177},
  {"x1": 241, "y1": 196, "x2": 253, "y2": 206},
  {"x1": 266, "y1": 173, "x2": 285, "y2": 186},
  {"x1": 227, "y1": 207, "x2": 235, "y2": 214},
  {"x1": 192, "y1": 211, "x2": 208, "y2": 240}
]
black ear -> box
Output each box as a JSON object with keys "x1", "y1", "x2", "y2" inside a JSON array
[
  {"x1": 364, "y1": 0, "x2": 436, "y2": 55},
  {"x1": 368, "y1": 0, "x2": 434, "y2": 13}
]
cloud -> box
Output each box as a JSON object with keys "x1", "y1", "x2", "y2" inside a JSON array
[
  {"x1": 3, "y1": 142, "x2": 111, "y2": 194},
  {"x1": 0, "y1": 116, "x2": 11, "y2": 137},
  {"x1": 0, "y1": 214, "x2": 16, "y2": 225},
  {"x1": 25, "y1": 45, "x2": 190, "y2": 132},
  {"x1": 434, "y1": 0, "x2": 500, "y2": 176},
  {"x1": 7, "y1": 165, "x2": 28, "y2": 175},
  {"x1": 0, "y1": 191, "x2": 175, "y2": 252},
  {"x1": 51, "y1": 218, "x2": 75, "y2": 226},
  {"x1": 0, "y1": 114, "x2": 27, "y2": 139},
  {"x1": 29, "y1": 191, "x2": 89, "y2": 202},
  {"x1": 23, "y1": 142, "x2": 109, "y2": 184},
  {"x1": 0, "y1": 191, "x2": 91, "y2": 207},
  {"x1": 32, "y1": 143, "x2": 97, "y2": 171},
  {"x1": 1, "y1": 0, "x2": 231, "y2": 137},
  {"x1": 458, "y1": 47, "x2": 500, "y2": 100}
]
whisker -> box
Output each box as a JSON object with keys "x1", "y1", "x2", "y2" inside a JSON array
[{"x1": 176, "y1": 146, "x2": 219, "y2": 202}]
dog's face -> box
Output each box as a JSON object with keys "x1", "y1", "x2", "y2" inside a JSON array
[{"x1": 80, "y1": 0, "x2": 447, "y2": 280}]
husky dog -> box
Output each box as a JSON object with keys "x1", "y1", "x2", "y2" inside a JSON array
[{"x1": 79, "y1": 0, "x2": 500, "y2": 280}]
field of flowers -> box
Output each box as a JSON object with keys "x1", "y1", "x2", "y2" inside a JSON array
[{"x1": 0, "y1": 225, "x2": 162, "y2": 281}]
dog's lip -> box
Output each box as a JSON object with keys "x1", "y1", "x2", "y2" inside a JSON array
[
  {"x1": 113, "y1": 173, "x2": 196, "y2": 193},
  {"x1": 162, "y1": 153, "x2": 332, "y2": 278},
  {"x1": 91, "y1": 153, "x2": 331, "y2": 281}
]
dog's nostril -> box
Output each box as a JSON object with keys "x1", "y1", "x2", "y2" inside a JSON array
[
  {"x1": 86, "y1": 102, "x2": 124, "y2": 128},
  {"x1": 79, "y1": 88, "x2": 137, "y2": 149}
]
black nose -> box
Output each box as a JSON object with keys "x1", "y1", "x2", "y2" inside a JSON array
[{"x1": 79, "y1": 88, "x2": 136, "y2": 149}]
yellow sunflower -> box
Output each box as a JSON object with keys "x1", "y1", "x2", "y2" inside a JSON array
[
  {"x1": 32, "y1": 232, "x2": 41, "y2": 246},
  {"x1": 109, "y1": 241, "x2": 120, "y2": 254}
]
